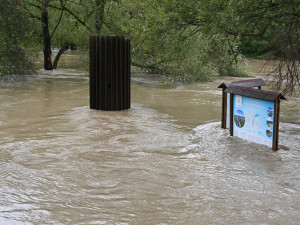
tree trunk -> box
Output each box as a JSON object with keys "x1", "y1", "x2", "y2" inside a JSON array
[
  {"x1": 42, "y1": 1, "x2": 53, "y2": 70},
  {"x1": 53, "y1": 44, "x2": 69, "y2": 69},
  {"x1": 70, "y1": 42, "x2": 77, "y2": 50}
]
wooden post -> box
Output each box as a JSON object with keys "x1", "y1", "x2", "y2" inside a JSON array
[
  {"x1": 229, "y1": 93, "x2": 234, "y2": 136},
  {"x1": 273, "y1": 97, "x2": 280, "y2": 151},
  {"x1": 90, "y1": 35, "x2": 131, "y2": 110},
  {"x1": 221, "y1": 88, "x2": 227, "y2": 129}
]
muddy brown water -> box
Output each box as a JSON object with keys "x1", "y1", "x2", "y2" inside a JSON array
[{"x1": 0, "y1": 51, "x2": 299, "y2": 224}]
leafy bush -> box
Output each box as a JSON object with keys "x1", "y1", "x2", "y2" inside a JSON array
[{"x1": 0, "y1": 0, "x2": 37, "y2": 77}]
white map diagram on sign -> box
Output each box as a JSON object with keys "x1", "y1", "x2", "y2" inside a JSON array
[
  {"x1": 244, "y1": 111, "x2": 263, "y2": 136},
  {"x1": 233, "y1": 95, "x2": 274, "y2": 147}
]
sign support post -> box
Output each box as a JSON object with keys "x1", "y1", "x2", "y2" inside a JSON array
[{"x1": 229, "y1": 93, "x2": 234, "y2": 136}]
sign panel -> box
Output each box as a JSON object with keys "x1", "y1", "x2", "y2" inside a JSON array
[{"x1": 233, "y1": 95, "x2": 275, "y2": 147}]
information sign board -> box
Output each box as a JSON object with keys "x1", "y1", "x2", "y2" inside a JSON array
[{"x1": 233, "y1": 95, "x2": 275, "y2": 147}]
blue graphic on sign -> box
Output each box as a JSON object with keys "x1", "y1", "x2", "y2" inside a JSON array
[{"x1": 233, "y1": 95, "x2": 275, "y2": 147}]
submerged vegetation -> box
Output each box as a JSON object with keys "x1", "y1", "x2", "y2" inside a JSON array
[{"x1": 0, "y1": 0, "x2": 299, "y2": 94}]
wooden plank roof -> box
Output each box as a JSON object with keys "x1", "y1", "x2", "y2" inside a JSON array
[
  {"x1": 218, "y1": 78, "x2": 267, "y2": 89},
  {"x1": 225, "y1": 86, "x2": 286, "y2": 101}
]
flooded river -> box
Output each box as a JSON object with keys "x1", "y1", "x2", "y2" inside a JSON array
[{"x1": 0, "y1": 52, "x2": 299, "y2": 224}]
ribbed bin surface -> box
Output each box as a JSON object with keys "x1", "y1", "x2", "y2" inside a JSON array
[{"x1": 90, "y1": 35, "x2": 131, "y2": 110}]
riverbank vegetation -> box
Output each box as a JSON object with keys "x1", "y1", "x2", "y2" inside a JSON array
[
  {"x1": 0, "y1": 0, "x2": 299, "y2": 95},
  {"x1": 0, "y1": 0, "x2": 38, "y2": 76}
]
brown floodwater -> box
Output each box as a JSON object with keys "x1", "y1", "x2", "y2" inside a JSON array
[{"x1": 0, "y1": 51, "x2": 299, "y2": 224}]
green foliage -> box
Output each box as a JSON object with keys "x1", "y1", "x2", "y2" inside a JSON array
[
  {"x1": 0, "y1": 0, "x2": 38, "y2": 76},
  {"x1": 122, "y1": 0, "x2": 247, "y2": 84},
  {"x1": 1, "y1": 0, "x2": 298, "y2": 92},
  {"x1": 236, "y1": 0, "x2": 300, "y2": 94}
]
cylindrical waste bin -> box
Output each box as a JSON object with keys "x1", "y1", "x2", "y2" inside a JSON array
[{"x1": 90, "y1": 35, "x2": 130, "y2": 110}]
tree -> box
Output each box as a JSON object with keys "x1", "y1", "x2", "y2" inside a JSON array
[
  {"x1": 237, "y1": 0, "x2": 300, "y2": 95},
  {"x1": 121, "y1": 0, "x2": 246, "y2": 83},
  {"x1": 41, "y1": 0, "x2": 53, "y2": 70},
  {"x1": 22, "y1": 0, "x2": 122, "y2": 70},
  {"x1": 0, "y1": 0, "x2": 37, "y2": 76},
  {"x1": 127, "y1": 0, "x2": 299, "y2": 93},
  {"x1": 51, "y1": 0, "x2": 126, "y2": 69},
  {"x1": 179, "y1": 0, "x2": 300, "y2": 94},
  {"x1": 23, "y1": 0, "x2": 63, "y2": 70}
]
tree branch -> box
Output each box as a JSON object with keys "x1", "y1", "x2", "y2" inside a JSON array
[
  {"x1": 48, "y1": 1, "x2": 93, "y2": 33},
  {"x1": 50, "y1": 8, "x2": 64, "y2": 39},
  {"x1": 24, "y1": 1, "x2": 42, "y2": 10}
]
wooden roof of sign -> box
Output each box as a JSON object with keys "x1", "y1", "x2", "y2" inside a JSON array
[
  {"x1": 218, "y1": 78, "x2": 267, "y2": 89},
  {"x1": 225, "y1": 86, "x2": 286, "y2": 101}
]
